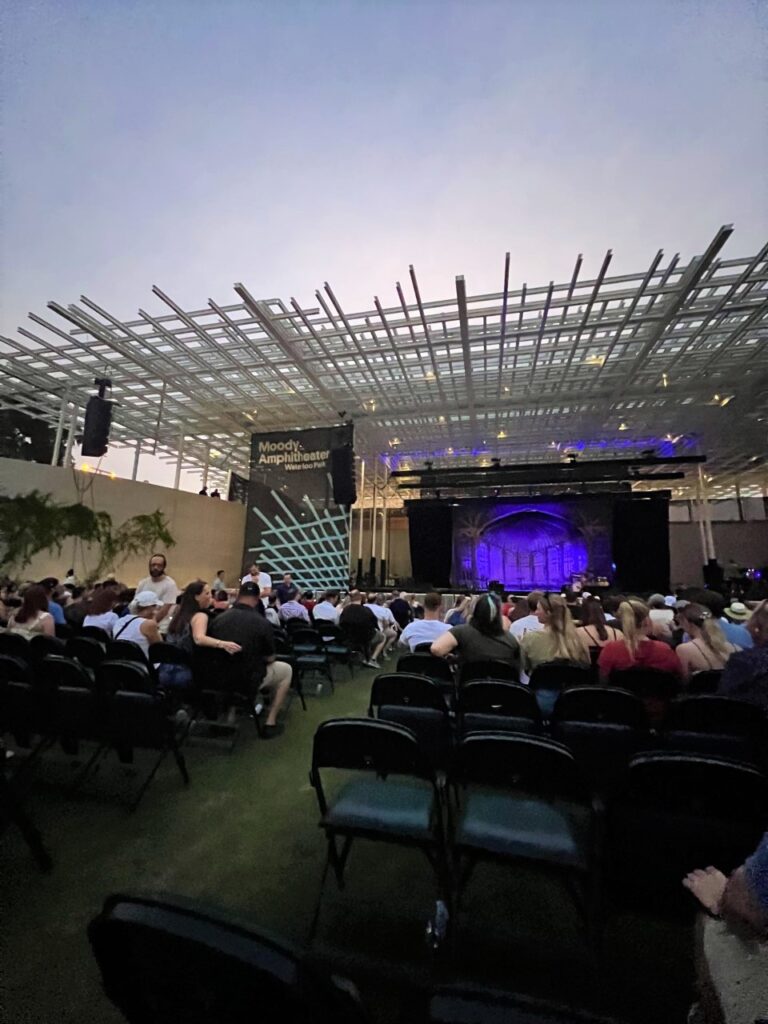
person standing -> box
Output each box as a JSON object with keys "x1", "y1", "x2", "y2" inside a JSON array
[
  {"x1": 211, "y1": 570, "x2": 227, "y2": 593},
  {"x1": 241, "y1": 561, "x2": 272, "y2": 599},
  {"x1": 135, "y1": 554, "x2": 179, "y2": 635}
]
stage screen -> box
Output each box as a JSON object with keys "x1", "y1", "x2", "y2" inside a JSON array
[{"x1": 450, "y1": 496, "x2": 614, "y2": 590}]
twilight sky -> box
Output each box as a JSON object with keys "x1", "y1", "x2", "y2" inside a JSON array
[{"x1": 2, "y1": 0, "x2": 766, "y2": 488}]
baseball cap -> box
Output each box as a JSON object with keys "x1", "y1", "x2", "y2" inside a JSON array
[
  {"x1": 134, "y1": 590, "x2": 163, "y2": 608},
  {"x1": 238, "y1": 581, "x2": 261, "y2": 598}
]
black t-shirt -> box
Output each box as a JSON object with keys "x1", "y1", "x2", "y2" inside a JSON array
[
  {"x1": 208, "y1": 602, "x2": 275, "y2": 680},
  {"x1": 340, "y1": 604, "x2": 377, "y2": 640},
  {"x1": 389, "y1": 598, "x2": 412, "y2": 630}
]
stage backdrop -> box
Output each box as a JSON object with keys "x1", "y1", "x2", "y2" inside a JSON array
[
  {"x1": 243, "y1": 424, "x2": 352, "y2": 590},
  {"x1": 450, "y1": 497, "x2": 614, "y2": 590}
]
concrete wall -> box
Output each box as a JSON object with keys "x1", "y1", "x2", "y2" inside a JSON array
[{"x1": 0, "y1": 458, "x2": 247, "y2": 589}]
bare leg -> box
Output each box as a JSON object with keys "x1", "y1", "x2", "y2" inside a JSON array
[{"x1": 262, "y1": 662, "x2": 292, "y2": 727}]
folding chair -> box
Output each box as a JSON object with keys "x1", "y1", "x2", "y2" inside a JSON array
[
  {"x1": 316, "y1": 622, "x2": 354, "y2": 680},
  {"x1": 458, "y1": 660, "x2": 519, "y2": 685},
  {"x1": 529, "y1": 662, "x2": 594, "y2": 718},
  {"x1": 80, "y1": 625, "x2": 111, "y2": 644},
  {"x1": 368, "y1": 673, "x2": 452, "y2": 770},
  {"x1": 66, "y1": 635, "x2": 105, "y2": 674},
  {"x1": 457, "y1": 680, "x2": 543, "y2": 737},
  {"x1": 550, "y1": 687, "x2": 650, "y2": 794},
  {"x1": 663, "y1": 694, "x2": 767, "y2": 766},
  {"x1": 685, "y1": 669, "x2": 722, "y2": 695},
  {"x1": 291, "y1": 629, "x2": 334, "y2": 695},
  {"x1": 0, "y1": 653, "x2": 55, "y2": 757},
  {"x1": 397, "y1": 652, "x2": 456, "y2": 706},
  {"x1": 608, "y1": 668, "x2": 680, "y2": 726},
  {"x1": 88, "y1": 892, "x2": 366, "y2": 1024},
  {"x1": 271, "y1": 634, "x2": 305, "y2": 711},
  {"x1": 309, "y1": 718, "x2": 449, "y2": 945},
  {"x1": 43, "y1": 654, "x2": 104, "y2": 769},
  {"x1": 426, "y1": 983, "x2": 620, "y2": 1024},
  {"x1": 28, "y1": 633, "x2": 66, "y2": 665},
  {"x1": 451, "y1": 733, "x2": 600, "y2": 947},
  {"x1": 0, "y1": 633, "x2": 31, "y2": 662},
  {"x1": 106, "y1": 640, "x2": 152, "y2": 672}
]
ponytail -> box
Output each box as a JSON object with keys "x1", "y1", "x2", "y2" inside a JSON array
[
  {"x1": 618, "y1": 598, "x2": 649, "y2": 656},
  {"x1": 541, "y1": 593, "x2": 589, "y2": 664},
  {"x1": 682, "y1": 603, "x2": 732, "y2": 659}
]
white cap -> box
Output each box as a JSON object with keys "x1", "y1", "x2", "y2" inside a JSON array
[
  {"x1": 664, "y1": 595, "x2": 677, "y2": 607},
  {"x1": 134, "y1": 590, "x2": 163, "y2": 608}
]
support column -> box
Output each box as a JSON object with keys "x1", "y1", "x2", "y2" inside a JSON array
[
  {"x1": 63, "y1": 403, "x2": 79, "y2": 467},
  {"x1": 356, "y1": 460, "x2": 365, "y2": 586},
  {"x1": 369, "y1": 461, "x2": 378, "y2": 586},
  {"x1": 174, "y1": 430, "x2": 185, "y2": 491},
  {"x1": 202, "y1": 448, "x2": 210, "y2": 490},
  {"x1": 698, "y1": 466, "x2": 716, "y2": 562},
  {"x1": 380, "y1": 478, "x2": 388, "y2": 587},
  {"x1": 131, "y1": 439, "x2": 142, "y2": 481},
  {"x1": 51, "y1": 388, "x2": 69, "y2": 466}
]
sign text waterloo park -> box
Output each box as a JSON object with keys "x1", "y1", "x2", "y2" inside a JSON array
[{"x1": 256, "y1": 439, "x2": 329, "y2": 471}]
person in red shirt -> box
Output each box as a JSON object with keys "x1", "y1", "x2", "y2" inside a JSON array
[{"x1": 597, "y1": 597, "x2": 682, "y2": 680}]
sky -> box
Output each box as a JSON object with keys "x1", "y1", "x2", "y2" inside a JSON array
[{"x1": 1, "y1": 0, "x2": 766, "y2": 489}]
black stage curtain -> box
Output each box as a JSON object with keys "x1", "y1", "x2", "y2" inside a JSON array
[
  {"x1": 612, "y1": 496, "x2": 670, "y2": 593},
  {"x1": 407, "y1": 504, "x2": 453, "y2": 588}
]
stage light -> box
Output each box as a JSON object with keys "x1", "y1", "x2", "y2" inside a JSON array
[
  {"x1": 109, "y1": 471, "x2": 116, "y2": 480},
  {"x1": 497, "y1": 430, "x2": 506, "y2": 439},
  {"x1": 662, "y1": 373, "x2": 669, "y2": 387},
  {"x1": 618, "y1": 422, "x2": 629, "y2": 431}
]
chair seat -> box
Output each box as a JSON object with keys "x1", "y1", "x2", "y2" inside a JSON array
[
  {"x1": 321, "y1": 777, "x2": 435, "y2": 841},
  {"x1": 296, "y1": 654, "x2": 328, "y2": 666},
  {"x1": 456, "y1": 791, "x2": 592, "y2": 870}
]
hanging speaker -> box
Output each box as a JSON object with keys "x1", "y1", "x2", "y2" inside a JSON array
[
  {"x1": 330, "y1": 446, "x2": 356, "y2": 506},
  {"x1": 81, "y1": 396, "x2": 113, "y2": 457}
]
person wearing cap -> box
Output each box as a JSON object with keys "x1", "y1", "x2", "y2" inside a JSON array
[
  {"x1": 647, "y1": 593, "x2": 674, "y2": 641},
  {"x1": 135, "y1": 554, "x2": 179, "y2": 635},
  {"x1": 112, "y1": 591, "x2": 164, "y2": 656},
  {"x1": 718, "y1": 600, "x2": 768, "y2": 709},
  {"x1": 694, "y1": 591, "x2": 753, "y2": 650},
  {"x1": 207, "y1": 581, "x2": 293, "y2": 738}
]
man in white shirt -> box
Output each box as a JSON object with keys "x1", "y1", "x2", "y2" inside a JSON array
[
  {"x1": 135, "y1": 554, "x2": 179, "y2": 634},
  {"x1": 365, "y1": 592, "x2": 399, "y2": 656},
  {"x1": 212, "y1": 570, "x2": 227, "y2": 593},
  {"x1": 648, "y1": 593, "x2": 675, "y2": 640},
  {"x1": 510, "y1": 590, "x2": 545, "y2": 640},
  {"x1": 313, "y1": 590, "x2": 341, "y2": 623},
  {"x1": 399, "y1": 592, "x2": 450, "y2": 651},
  {"x1": 241, "y1": 561, "x2": 272, "y2": 598}
]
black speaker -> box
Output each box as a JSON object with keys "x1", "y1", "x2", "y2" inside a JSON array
[
  {"x1": 81, "y1": 396, "x2": 113, "y2": 457},
  {"x1": 330, "y1": 446, "x2": 356, "y2": 506}
]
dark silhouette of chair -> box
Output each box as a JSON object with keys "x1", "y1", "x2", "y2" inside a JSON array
[
  {"x1": 106, "y1": 640, "x2": 152, "y2": 671},
  {"x1": 28, "y1": 633, "x2": 66, "y2": 665},
  {"x1": 457, "y1": 681, "x2": 543, "y2": 736},
  {"x1": 426, "y1": 984, "x2": 621, "y2": 1023},
  {"x1": 0, "y1": 653, "x2": 52, "y2": 753},
  {"x1": 459, "y1": 660, "x2": 519, "y2": 685},
  {"x1": 54, "y1": 622, "x2": 73, "y2": 641},
  {"x1": 663, "y1": 695, "x2": 767, "y2": 766},
  {"x1": 608, "y1": 752, "x2": 768, "y2": 904},
  {"x1": 309, "y1": 718, "x2": 448, "y2": 941},
  {"x1": 97, "y1": 659, "x2": 154, "y2": 695},
  {"x1": 66, "y1": 636, "x2": 105, "y2": 673},
  {"x1": 80, "y1": 625, "x2": 111, "y2": 644},
  {"x1": 451, "y1": 732, "x2": 599, "y2": 944},
  {"x1": 43, "y1": 654, "x2": 104, "y2": 765},
  {"x1": 529, "y1": 662, "x2": 594, "y2": 718},
  {"x1": 0, "y1": 633, "x2": 30, "y2": 663},
  {"x1": 284, "y1": 616, "x2": 311, "y2": 635},
  {"x1": 315, "y1": 623, "x2": 353, "y2": 679},
  {"x1": 192, "y1": 647, "x2": 263, "y2": 732},
  {"x1": 271, "y1": 635, "x2": 305, "y2": 711},
  {"x1": 368, "y1": 673, "x2": 452, "y2": 769},
  {"x1": 88, "y1": 893, "x2": 366, "y2": 1024},
  {"x1": 0, "y1": 771, "x2": 52, "y2": 872},
  {"x1": 550, "y1": 687, "x2": 650, "y2": 792},
  {"x1": 608, "y1": 668, "x2": 680, "y2": 725},
  {"x1": 685, "y1": 669, "x2": 722, "y2": 695},
  {"x1": 290, "y1": 629, "x2": 334, "y2": 694}
]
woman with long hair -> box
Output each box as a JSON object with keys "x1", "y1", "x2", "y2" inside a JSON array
[
  {"x1": 167, "y1": 580, "x2": 241, "y2": 656},
  {"x1": 676, "y1": 603, "x2": 739, "y2": 678},
  {"x1": 597, "y1": 597, "x2": 681, "y2": 680},
  {"x1": 431, "y1": 592, "x2": 519, "y2": 668},
  {"x1": 520, "y1": 592, "x2": 590, "y2": 675},
  {"x1": 444, "y1": 594, "x2": 472, "y2": 626},
  {"x1": 719, "y1": 600, "x2": 768, "y2": 709},
  {"x1": 5, "y1": 584, "x2": 54, "y2": 639},
  {"x1": 576, "y1": 596, "x2": 622, "y2": 663}
]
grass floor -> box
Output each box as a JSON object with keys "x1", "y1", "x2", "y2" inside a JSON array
[{"x1": 2, "y1": 664, "x2": 696, "y2": 1023}]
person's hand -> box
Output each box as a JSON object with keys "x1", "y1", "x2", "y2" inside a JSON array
[
  {"x1": 220, "y1": 641, "x2": 242, "y2": 655},
  {"x1": 682, "y1": 866, "x2": 728, "y2": 916}
]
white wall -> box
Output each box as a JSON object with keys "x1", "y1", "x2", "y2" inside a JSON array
[{"x1": 0, "y1": 459, "x2": 247, "y2": 589}]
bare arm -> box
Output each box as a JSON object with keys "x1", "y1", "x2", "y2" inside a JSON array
[
  {"x1": 141, "y1": 617, "x2": 164, "y2": 646},
  {"x1": 431, "y1": 631, "x2": 458, "y2": 658},
  {"x1": 155, "y1": 603, "x2": 174, "y2": 625},
  {"x1": 41, "y1": 612, "x2": 55, "y2": 637},
  {"x1": 191, "y1": 612, "x2": 241, "y2": 654}
]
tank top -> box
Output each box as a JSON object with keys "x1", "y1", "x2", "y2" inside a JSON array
[
  {"x1": 113, "y1": 615, "x2": 150, "y2": 656},
  {"x1": 7, "y1": 611, "x2": 51, "y2": 640}
]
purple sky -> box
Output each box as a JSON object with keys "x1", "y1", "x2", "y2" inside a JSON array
[{"x1": 2, "y1": 0, "x2": 766, "y2": 487}]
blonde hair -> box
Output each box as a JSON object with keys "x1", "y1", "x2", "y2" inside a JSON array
[
  {"x1": 618, "y1": 598, "x2": 650, "y2": 656},
  {"x1": 680, "y1": 603, "x2": 732, "y2": 660},
  {"x1": 540, "y1": 593, "x2": 589, "y2": 664}
]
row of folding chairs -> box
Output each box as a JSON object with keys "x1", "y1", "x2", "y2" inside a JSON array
[
  {"x1": 88, "y1": 892, "x2": 619, "y2": 1023},
  {"x1": 308, "y1": 717, "x2": 768, "y2": 951},
  {"x1": 0, "y1": 651, "x2": 189, "y2": 811},
  {"x1": 368, "y1": 673, "x2": 768, "y2": 780}
]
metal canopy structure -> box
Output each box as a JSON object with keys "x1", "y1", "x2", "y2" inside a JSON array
[{"x1": 1, "y1": 224, "x2": 767, "y2": 501}]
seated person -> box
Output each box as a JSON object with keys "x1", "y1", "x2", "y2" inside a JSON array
[
  {"x1": 399, "y1": 591, "x2": 450, "y2": 651},
  {"x1": 209, "y1": 589, "x2": 231, "y2": 617},
  {"x1": 4, "y1": 584, "x2": 55, "y2": 639},
  {"x1": 365, "y1": 593, "x2": 399, "y2": 658},
  {"x1": 647, "y1": 592, "x2": 675, "y2": 641},
  {"x1": 597, "y1": 598, "x2": 682, "y2": 679},
  {"x1": 388, "y1": 591, "x2": 412, "y2": 631},
  {"x1": 521, "y1": 592, "x2": 591, "y2": 675},
  {"x1": 207, "y1": 582, "x2": 293, "y2": 737},
  {"x1": 313, "y1": 590, "x2": 341, "y2": 623},
  {"x1": 339, "y1": 590, "x2": 386, "y2": 668},
  {"x1": 278, "y1": 589, "x2": 310, "y2": 625},
  {"x1": 113, "y1": 592, "x2": 164, "y2": 656},
  {"x1": 675, "y1": 602, "x2": 739, "y2": 678},
  {"x1": 575, "y1": 595, "x2": 621, "y2": 661},
  {"x1": 683, "y1": 832, "x2": 768, "y2": 936},
  {"x1": 718, "y1": 599, "x2": 768, "y2": 709},
  {"x1": 83, "y1": 585, "x2": 121, "y2": 637},
  {"x1": 431, "y1": 593, "x2": 519, "y2": 669}
]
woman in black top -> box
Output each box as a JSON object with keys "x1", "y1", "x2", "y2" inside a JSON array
[{"x1": 431, "y1": 593, "x2": 519, "y2": 668}]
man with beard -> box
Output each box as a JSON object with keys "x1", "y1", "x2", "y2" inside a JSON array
[{"x1": 135, "y1": 553, "x2": 179, "y2": 634}]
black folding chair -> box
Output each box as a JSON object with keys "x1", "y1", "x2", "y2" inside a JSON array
[
  {"x1": 685, "y1": 669, "x2": 722, "y2": 695},
  {"x1": 608, "y1": 668, "x2": 680, "y2": 726},
  {"x1": 309, "y1": 718, "x2": 449, "y2": 945},
  {"x1": 28, "y1": 633, "x2": 66, "y2": 665},
  {"x1": 451, "y1": 733, "x2": 600, "y2": 948},
  {"x1": 426, "y1": 984, "x2": 620, "y2": 1024},
  {"x1": 529, "y1": 662, "x2": 595, "y2": 718},
  {"x1": 458, "y1": 660, "x2": 519, "y2": 685},
  {"x1": 106, "y1": 640, "x2": 152, "y2": 672},
  {"x1": 368, "y1": 673, "x2": 452, "y2": 770},
  {"x1": 550, "y1": 687, "x2": 650, "y2": 794},
  {"x1": 608, "y1": 752, "x2": 768, "y2": 905},
  {"x1": 0, "y1": 633, "x2": 31, "y2": 663},
  {"x1": 663, "y1": 694, "x2": 767, "y2": 766},
  {"x1": 41, "y1": 654, "x2": 106, "y2": 775},
  {"x1": 271, "y1": 634, "x2": 305, "y2": 711},
  {"x1": 66, "y1": 635, "x2": 105, "y2": 674},
  {"x1": 291, "y1": 629, "x2": 334, "y2": 695},
  {"x1": 457, "y1": 680, "x2": 543, "y2": 736},
  {"x1": 0, "y1": 653, "x2": 54, "y2": 756},
  {"x1": 80, "y1": 625, "x2": 111, "y2": 644},
  {"x1": 316, "y1": 622, "x2": 354, "y2": 679},
  {"x1": 398, "y1": 653, "x2": 455, "y2": 685},
  {"x1": 54, "y1": 622, "x2": 73, "y2": 641},
  {"x1": 88, "y1": 892, "x2": 366, "y2": 1024}
]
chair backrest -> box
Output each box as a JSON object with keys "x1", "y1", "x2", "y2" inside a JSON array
[
  {"x1": 0, "y1": 652, "x2": 33, "y2": 684},
  {"x1": 148, "y1": 642, "x2": 192, "y2": 667},
  {"x1": 66, "y1": 635, "x2": 106, "y2": 671},
  {"x1": 54, "y1": 622, "x2": 73, "y2": 640},
  {"x1": 551, "y1": 686, "x2": 649, "y2": 729},
  {"x1": 88, "y1": 893, "x2": 366, "y2": 1024},
  {"x1": 43, "y1": 653, "x2": 94, "y2": 691},
  {"x1": 369, "y1": 673, "x2": 447, "y2": 715},
  {"x1": 608, "y1": 667, "x2": 680, "y2": 701},
  {"x1": 456, "y1": 732, "x2": 584, "y2": 800},
  {"x1": 458, "y1": 680, "x2": 542, "y2": 722},
  {"x1": 106, "y1": 640, "x2": 150, "y2": 668},
  {"x1": 312, "y1": 718, "x2": 430, "y2": 780},
  {"x1": 685, "y1": 669, "x2": 722, "y2": 694},
  {"x1": 284, "y1": 618, "x2": 308, "y2": 634},
  {"x1": 80, "y1": 625, "x2": 111, "y2": 644},
  {"x1": 528, "y1": 662, "x2": 593, "y2": 692},
  {"x1": 290, "y1": 629, "x2": 325, "y2": 650},
  {"x1": 397, "y1": 653, "x2": 454, "y2": 683},
  {"x1": 0, "y1": 632, "x2": 30, "y2": 662},
  {"x1": 28, "y1": 633, "x2": 66, "y2": 663},
  {"x1": 665, "y1": 694, "x2": 766, "y2": 739},
  {"x1": 459, "y1": 660, "x2": 519, "y2": 685},
  {"x1": 96, "y1": 660, "x2": 154, "y2": 696}
]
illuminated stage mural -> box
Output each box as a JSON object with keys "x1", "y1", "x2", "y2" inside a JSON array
[{"x1": 451, "y1": 498, "x2": 613, "y2": 590}]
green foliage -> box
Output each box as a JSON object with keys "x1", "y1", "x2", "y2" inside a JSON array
[{"x1": 0, "y1": 490, "x2": 175, "y2": 580}]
